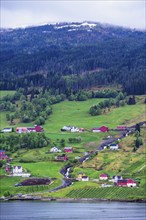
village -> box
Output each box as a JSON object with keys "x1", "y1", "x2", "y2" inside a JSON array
[{"x1": 0, "y1": 122, "x2": 139, "y2": 191}]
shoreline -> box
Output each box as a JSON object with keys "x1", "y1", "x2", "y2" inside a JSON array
[{"x1": 1, "y1": 196, "x2": 146, "y2": 203}]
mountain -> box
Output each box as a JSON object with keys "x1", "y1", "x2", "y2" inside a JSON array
[{"x1": 0, "y1": 21, "x2": 146, "y2": 94}]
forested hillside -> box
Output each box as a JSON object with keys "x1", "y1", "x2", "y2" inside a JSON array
[{"x1": 0, "y1": 22, "x2": 146, "y2": 94}]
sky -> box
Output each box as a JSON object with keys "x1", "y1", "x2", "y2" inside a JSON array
[{"x1": 1, "y1": 0, "x2": 146, "y2": 29}]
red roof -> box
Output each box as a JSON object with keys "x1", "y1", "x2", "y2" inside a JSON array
[
  {"x1": 100, "y1": 173, "x2": 108, "y2": 177},
  {"x1": 127, "y1": 179, "x2": 136, "y2": 184},
  {"x1": 99, "y1": 126, "x2": 108, "y2": 132}
]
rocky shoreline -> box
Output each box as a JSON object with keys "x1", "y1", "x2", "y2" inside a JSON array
[{"x1": 1, "y1": 195, "x2": 146, "y2": 203}]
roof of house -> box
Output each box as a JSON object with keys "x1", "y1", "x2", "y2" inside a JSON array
[
  {"x1": 110, "y1": 144, "x2": 119, "y2": 147},
  {"x1": 64, "y1": 147, "x2": 73, "y2": 150},
  {"x1": 127, "y1": 179, "x2": 136, "y2": 183},
  {"x1": 13, "y1": 166, "x2": 22, "y2": 169},
  {"x1": 112, "y1": 176, "x2": 122, "y2": 179},
  {"x1": 2, "y1": 128, "x2": 12, "y2": 130},
  {"x1": 117, "y1": 180, "x2": 127, "y2": 183},
  {"x1": 16, "y1": 127, "x2": 28, "y2": 130},
  {"x1": 100, "y1": 173, "x2": 108, "y2": 177},
  {"x1": 82, "y1": 176, "x2": 88, "y2": 178}
]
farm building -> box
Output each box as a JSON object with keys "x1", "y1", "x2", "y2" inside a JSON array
[
  {"x1": 109, "y1": 144, "x2": 119, "y2": 150},
  {"x1": 116, "y1": 179, "x2": 137, "y2": 187},
  {"x1": 1, "y1": 128, "x2": 12, "y2": 133},
  {"x1": 99, "y1": 173, "x2": 109, "y2": 180},
  {"x1": 16, "y1": 125, "x2": 43, "y2": 133},
  {"x1": 27, "y1": 125, "x2": 43, "y2": 133},
  {"x1": 64, "y1": 147, "x2": 73, "y2": 153},
  {"x1": 76, "y1": 172, "x2": 86, "y2": 181},
  {"x1": 92, "y1": 126, "x2": 108, "y2": 133},
  {"x1": 82, "y1": 176, "x2": 89, "y2": 181},
  {"x1": 50, "y1": 147, "x2": 62, "y2": 153},
  {"x1": 111, "y1": 176, "x2": 123, "y2": 182},
  {"x1": 16, "y1": 127, "x2": 28, "y2": 133},
  {"x1": 71, "y1": 126, "x2": 79, "y2": 132}
]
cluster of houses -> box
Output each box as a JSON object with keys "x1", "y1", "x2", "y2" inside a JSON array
[
  {"x1": 61, "y1": 125, "x2": 109, "y2": 133},
  {"x1": 76, "y1": 172, "x2": 137, "y2": 187},
  {"x1": 60, "y1": 125, "x2": 129, "y2": 133},
  {"x1": 49, "y1": 146, "x2": 73, "y2": 161},
  {"x1": 16, "y1": 125, "x2": 43, "y2": 133},
  {"x1": 1, "y1": 124, "x2": 128, "y2": 134},
  {"x1": 1, "y1": 125, "x2": 43, "y2": 134},
  {"x1": 50, "y1": 146, "x2": 73, "y2": 153}
]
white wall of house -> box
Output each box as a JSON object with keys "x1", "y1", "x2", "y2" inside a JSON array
[
  {"x1": 13, "y1": 166, "x2": 22, "y2": 173},
  {"x1": 100, "y1": 176, "x2": 108, "y2": 180},
  {"x1": 127, "y1": 182, "x2": 137, "y2": 187}
]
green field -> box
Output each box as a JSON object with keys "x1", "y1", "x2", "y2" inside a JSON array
[
  {"x1": 0, "y1": 176, "x2": 62, "y2": 197},
  {"x1": 44, "y1": 99, "x2": 145, "y2": 133}
]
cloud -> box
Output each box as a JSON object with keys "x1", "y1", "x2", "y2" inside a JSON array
[{"x1": 1, "y1": 0, "x2": 145, "y2": 29}]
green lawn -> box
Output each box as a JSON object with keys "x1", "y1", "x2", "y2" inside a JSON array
[{"x1": 11, "y1": 161, "x2": 64, "y2": 178}]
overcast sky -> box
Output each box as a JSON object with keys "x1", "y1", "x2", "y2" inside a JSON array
[{"x1": 1, "y1": 0, "x2": 146, "y2": 29}]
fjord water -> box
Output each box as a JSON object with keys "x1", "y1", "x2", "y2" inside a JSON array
[{"x1": 0, "y1": 201, "x2": 145, "y2": 220}]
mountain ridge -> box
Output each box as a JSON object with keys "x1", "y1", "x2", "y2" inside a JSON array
[{"x1": 0, "y1": 21, "x2": 146, "y2": 94}]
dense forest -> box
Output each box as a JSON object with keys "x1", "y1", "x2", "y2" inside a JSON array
[{"x1": 0, "y1": 22, "x2": 146, "y2": 95}]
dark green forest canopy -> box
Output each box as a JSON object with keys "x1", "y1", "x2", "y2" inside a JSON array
[{"x1": 0, "y1": 22, "x2": 146, "y2": 94}]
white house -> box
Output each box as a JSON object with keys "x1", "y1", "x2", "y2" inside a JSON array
[
  {"x1": 1, "y1": 128, "x2": 12, "y2": 133},
  {"x1": 111, "y1": 176, "x2": 123, "y2": 183},
  {"x1": 62, "y1": 126, "x2": 72, "y2": 131},
  {"x1": 82, "y1": 176, "x2": 89, "y2": 181},
  {"x1": 109, "y1": 144, "x2": 119, "y2": 150},
  {"x1": 50, "y1": 147, "x2": 62, "y2": 153},
  {"x1": 71, "y1": 126, "x2": 79, "y2": 132},
  {"x1": 12, "y1": 165, "x2": 31, "y2": 177},
  {"x1": 13, "y1": 166, "x2": 23, "y2": 174}
]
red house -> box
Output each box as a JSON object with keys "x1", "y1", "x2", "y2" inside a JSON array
[
  {"x1": 0, "y1": 150, "x2": 8, "y2": 160},
  {"x1": 92, "y1": 126, "x2": 108, "y2": 133},
  {"x1": 116, "y1": 179, "x2": 137, "y2": 187},
  {"x1": 99, "y1": 126, "x2": 109, "y2": 132},
  {"x1": 27, "y1": 125, "x2": 43, "y2": 133},
  {"x1": 116, "y1": 179, "x2": 127, "y2": 187},
  {"x1": 99, "y1": 173, "x2": 109, "y2": 180},
  {"x1": 35, "y1": 125, "x2": 43, "y2": 132},
  {"x1": 64, "y1": 147, "x2": 73, "y2": 153}
]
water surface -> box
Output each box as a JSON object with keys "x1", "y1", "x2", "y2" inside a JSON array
[{"x1": 0, "y1": 201, "x2": 146, "y2": 220}]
